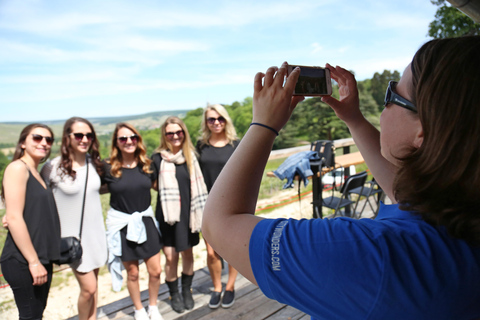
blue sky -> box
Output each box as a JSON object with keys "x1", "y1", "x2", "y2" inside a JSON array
[{"x1": 0, "y1": 0, "x2": 437, "y2": 122}]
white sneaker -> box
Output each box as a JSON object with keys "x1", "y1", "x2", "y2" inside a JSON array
[
  {"x1": 134, "y1": 308, "x2": 150, "y2": 320},
  {"x1": 148, "y1": 306, "x2": 164, "y2": 320}
]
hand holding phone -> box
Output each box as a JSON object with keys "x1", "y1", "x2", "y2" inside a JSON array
[{"x1": 287, "y1": 64, "x2": 332, "y2": 96}]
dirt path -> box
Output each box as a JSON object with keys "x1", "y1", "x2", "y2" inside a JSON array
[{"x1": 0, "y1": 189, "x2": 314, "y2": 319}]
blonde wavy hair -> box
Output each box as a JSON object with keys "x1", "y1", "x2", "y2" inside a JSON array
[
  {"x1": 108, "y1": 122, "x2": 152, "y2": 178},
  {"x1": 199, "y1": 104, "x2": 237, "y2": 146},
  {"x1": 154, "y1": 116, "x2": 196, "y2": 173}
]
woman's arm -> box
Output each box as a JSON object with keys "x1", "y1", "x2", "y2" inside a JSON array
[
  {"x1": 150, "y1": 154, "x2": 159, "y2": 191},
  {"x1": 322, "y1": 64, "x2": 397, "y2": 201},
  {"x1": 202, "y1": 62, "x2": 302, "y2": 284},
  {"x1": 3, "y1": 161, "x2": 48, "y2": 285},
  {"x1": 99, "y1": 161, "x2": 110, "y2": 194}
]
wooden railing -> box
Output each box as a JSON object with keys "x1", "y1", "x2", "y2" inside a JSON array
[{"x1": 268, "y1": 138, "x2": 356, "y2": 160}]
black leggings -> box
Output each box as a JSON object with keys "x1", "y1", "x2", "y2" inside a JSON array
[{"x1": 1, "y1": 258, "x2": 53, "y2": 320}]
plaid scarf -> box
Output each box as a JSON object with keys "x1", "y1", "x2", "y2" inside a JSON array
[{"x1": 159, "y1": 150, "x2": 208, "y2": 233}]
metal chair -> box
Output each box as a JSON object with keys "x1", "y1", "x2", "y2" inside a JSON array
[
  {"x1": 349, "y1": 178, "x2": 385, "y2": 218},
  {"x1": 322, "y1": 171, "x2": 368, "y2": 218}
]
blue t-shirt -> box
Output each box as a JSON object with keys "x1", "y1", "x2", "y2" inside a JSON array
[{"x1": 249, "y1": 203, "x2": 480, "y2": 320}]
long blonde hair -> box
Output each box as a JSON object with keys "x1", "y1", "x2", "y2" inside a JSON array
[
  {"x1": 108, "y1": 122, "x2": 152, "y2": 178},
  {"x1": 199, "y1": 104, "x2": 237, "y2": 146},
  {"x1": 155, "y1": 116, "x2": 196, "y2": 173}
]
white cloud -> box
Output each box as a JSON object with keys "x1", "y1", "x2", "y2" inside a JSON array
[
  {"x1": 0, "y1": 0, "x2": 439, "y2": 121},
  {"x1": 311, "y1": 43, "x2": 323, "y2": 54}
]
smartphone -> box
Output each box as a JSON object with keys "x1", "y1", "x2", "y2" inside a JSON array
[{"x1": 287, "y1": 65, "x2": 332, "y2": 96}]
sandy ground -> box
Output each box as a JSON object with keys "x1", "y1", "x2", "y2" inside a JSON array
[{"x1": 0, "y1": 188, "x2": 353, "y2": 319}]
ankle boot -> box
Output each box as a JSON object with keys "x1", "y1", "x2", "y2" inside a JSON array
[
  {"x1": 166, "y1": 279, "x2": 185, "y2": 313},
  {"x1": 181, "y1": 272, "x2": 195, "y2": 310}
]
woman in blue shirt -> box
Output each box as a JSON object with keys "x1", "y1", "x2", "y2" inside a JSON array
[{"x1": 202, "y1": 36, "x2": 480, "y2": 319}]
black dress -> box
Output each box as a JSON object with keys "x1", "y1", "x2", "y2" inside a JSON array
[
  {"x1": 151, "y1": 153, "x2": 199, "y2": 252},
  {"x1": 0, "y1": 170, "x2": 61, "y2": 265},
  {"x1": 196, "y1": 140, "x2": 239, "y2": 192},
  {"x1": 0, "y1": 167, "x2": 61, "y2": 320},
  {"x1": 103, "y1": 162, "x2": 162, "y2": 261}
]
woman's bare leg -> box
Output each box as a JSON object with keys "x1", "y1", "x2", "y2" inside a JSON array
[
  {"x1": 73, "y1": 268, "x2": 99, "y2": 320},
  {"x1": 205, "y1": 240, "x2": 222, "y2": 292},
  {"x1": 144, "y1": 252, "x2": 162, "y2": 307},
  {"x1": 122, "y1": 260, "x2": 143, "y2": 310},
  {"x1": 163, "y1": 246, "x2": 179, "y2": 281},
  {"x1": 225, "y1": 263, "x2": 238, "y2": 292}
]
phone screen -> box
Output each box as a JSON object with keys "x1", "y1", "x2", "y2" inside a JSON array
[{"x1": 289, "y1": 65, "x2": 331, "y2": 96}]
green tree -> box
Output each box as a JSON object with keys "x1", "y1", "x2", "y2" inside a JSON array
[
  {"x1": 228, "y1": 98, "x2": 253, "y2": 138},
  {"x1": 0, "y1": 152, "x2": 9, "y2": 183},
  {"x1": 370, "y1": 70, "x2": 401, "y2": 108},
  {"x1": 183, "y1": 107, "x2": 204, "y2": 143},
  {"x1": 429, "y1": 0, "x2": 480, "y2": 38},
  {"x1": 273, "y1": 120, "x2": 298, "y2": 149},
  {"x1": 98, "y1": 134, "x2": 111, "y2": 159},
  {"x1": 357, "y1": 81, "x2": 381, "y2": 128},
  {"x1": 291, "y1": 96, "x2": 349, "y2": 143},
  {"x1": 140, "y1": 128, "x2": 161, "y2": 155}
]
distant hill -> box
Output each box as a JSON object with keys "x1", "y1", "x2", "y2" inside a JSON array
[{"x1": 0, "y1": 110, "x2": 190, "y2": 145}]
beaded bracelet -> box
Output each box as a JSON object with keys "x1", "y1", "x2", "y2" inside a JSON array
[{"x1": 250, "y1": 122, "x2": 279, "y2": 136}]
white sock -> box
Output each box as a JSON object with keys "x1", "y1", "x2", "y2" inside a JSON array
[{"x1": 135, "y1": 308, "x2": 146, "y2": 315}]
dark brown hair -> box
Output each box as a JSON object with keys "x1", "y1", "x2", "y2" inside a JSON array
[
  {"x1": 394, "y1": 36, "x2": 480, "y2": 245},
  {"x1": 12, "y1": 123, "x2": 54, "y2": 162},
  {"x1": 60, "y1": 117, "x2": 103, "y2": 179},
  {"x1": 2, "y1": 123, "x2": 54, "y2": 200},
  {"x1": 108, "y1": 122, "x2": 152, "y2": 178}
]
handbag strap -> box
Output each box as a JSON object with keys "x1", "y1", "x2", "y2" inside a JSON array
[{"x1": 78, "y1": 157, "x2": 89, "y2": 241}]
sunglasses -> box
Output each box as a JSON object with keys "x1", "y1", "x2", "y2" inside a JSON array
[
  {"x1": 165, "y1": 130, "x2": 184, "y2": 140},
  {"x1": 384, "y1": 81, "x2": 417, "y2": 113},
  {"x1": 71, "y1": 132, "x2": 95, "y2": 142},
  {"x1": 31, "y1": 134, "x2": 54, "y2": 146},
  {"x1": 207, "y1": 116, "x2": 226, "y2": 125},
  {"x1": 117, "y1": 134, "x2": 139, "y2": 144}
]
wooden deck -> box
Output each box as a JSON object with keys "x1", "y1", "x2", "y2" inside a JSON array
[
  {"x1": 68, "y1": 266, "x2": 307, "y2": 320},
  {"x1": 65, "y1": 197, "x2": 385, "y2": 320}
]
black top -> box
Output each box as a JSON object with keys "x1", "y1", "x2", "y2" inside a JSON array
[
  {"x1": 1, "y1": 169, "x2": 61, "y2": 265},
  {"x1": 196, "y1": 140, "x2": 239, "y2": 191},
  {"x1": 102, "y1": 161, "x2": 155, "y2": 214},
  {"x1": 102, "y1": 161, "x2": 162, "y2": 261}
]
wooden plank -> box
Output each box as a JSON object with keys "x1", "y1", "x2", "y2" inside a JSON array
[
  {"x1": 86, "y1": 266, "x2": 308, "y2": 320},
  {"x1": 90, "y1": 268, "x2": 212, "y2": 320},
  {"x1": 175, "y1": 277, "x2": 258, "y2": 320},
  {"x1": 268, "y1": 138, "x2": 356, "y2": 161},
  {"x1": 333, "y1": 151, "x2": 364, "y2": 168},
  {"x1": 191, "y1": 286, "x2": 268, "y2": 320},
  {"x1": 234, "y1": 293, "x2": 287, "y2": 320},
  {"x1": 265, "y1": 305, "x2": 306, "y2": 320}
]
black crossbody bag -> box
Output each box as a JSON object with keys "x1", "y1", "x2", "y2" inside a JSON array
[{"x1": 58, "y1": 160, "x2": 89, "y2": 265}]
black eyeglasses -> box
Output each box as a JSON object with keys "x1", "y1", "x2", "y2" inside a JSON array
[
  {"x1": 207, "y1": 116, "x2": 226, "y2": 125},
  {"x1": 71, "y1": 132, "x2": 95, "y2": 142},
  {"x1": 31, "y1": 134, "x2": 54, "y2": 146},
  {"x1": 117, "y1": 134, "x2": 139, "y2": 144},
  {"x1": 165, "y1": 130, "x2": 184, "y2": 140},
  {"x1": 384, "y1": 81, "x2": 417, "y2": 113}
]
